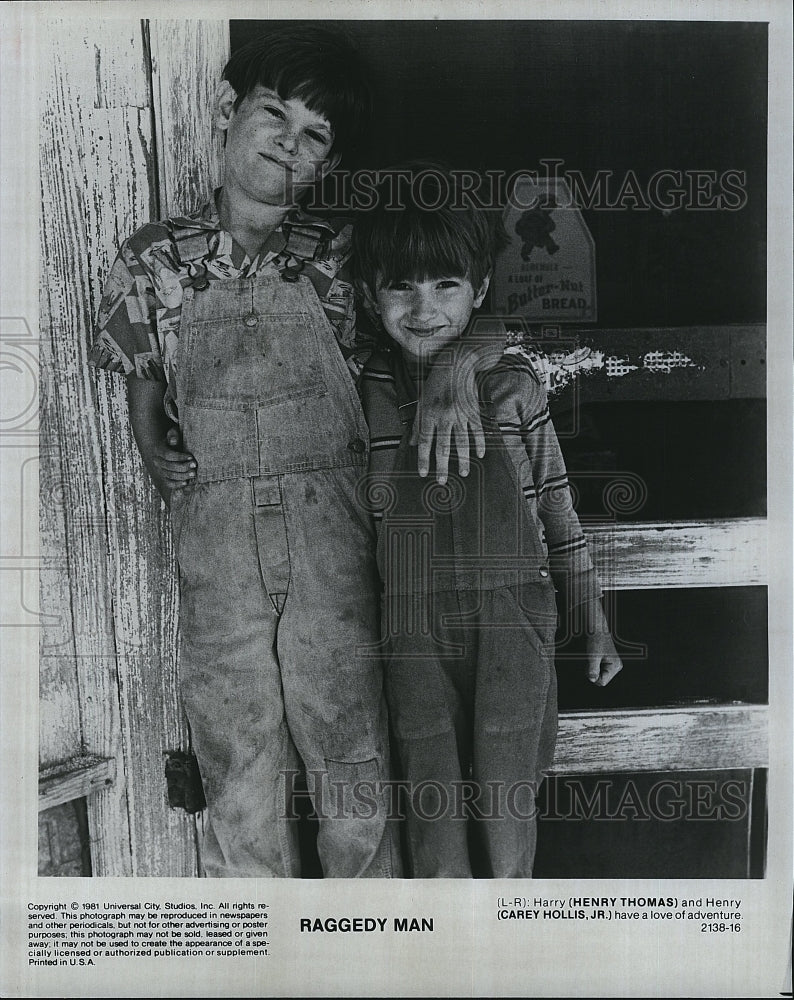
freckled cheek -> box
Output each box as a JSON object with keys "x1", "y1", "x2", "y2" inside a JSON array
[{"x1": 380, "y1": 305, "x2": 401, "y2": 326}]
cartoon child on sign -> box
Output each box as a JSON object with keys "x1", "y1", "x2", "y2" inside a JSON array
[{"x1": 515, "y1": 203, "x2": 560, "y2": 259}]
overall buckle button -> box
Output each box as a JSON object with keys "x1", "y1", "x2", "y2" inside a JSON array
[
  {"x1": 538, "y1": 566, "x2": 550, "y2": 578},
  {"x1": 243, "y1": 313, "x2": 258, "y2": 327},
  {"x1": 347, "y1": 438, "x2": 366, "y2": 454},
  {"x1": 281, "y1": 259, "x2": 305, "y2": 282},
  {"x1": 189, "y1": 263, "x2": 209, "y2": 290}
]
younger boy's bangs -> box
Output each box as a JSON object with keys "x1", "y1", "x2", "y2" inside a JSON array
[
  {"x1": 352, "y1": 162, "x2": 508, "y2": 299},
  {"x1": 374, "y1": 210, "x2": 482, "y2": 289}
]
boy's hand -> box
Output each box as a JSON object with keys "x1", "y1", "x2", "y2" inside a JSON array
[
  {"x1": 411, "y1": 322, "x2": 506, "y2": 483},
  {"x1": 579, "y1": 597, "x2": 623, "y2": 686},
  {"x1": 153, "y1": 426, "x2": 197, "y2": 494},
  {"x1": 411, "y1": 349, "x2": 484, "y2": 483},
  {"x1": 585, "y1": 629, "x2": 624, "y2": 687},
  {"x1": 126, "y1": 376, "x2": 195, "y2": 506}
]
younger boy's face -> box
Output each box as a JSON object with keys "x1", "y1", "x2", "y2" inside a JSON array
[
  {"x1": 215, "y1": 83, "x2": 337, "y2": 207},
  {"x1": 373, "y1": 275, "x2": 489, "y2": 363}
]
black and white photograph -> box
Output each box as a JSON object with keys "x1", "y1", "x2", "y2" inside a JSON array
[{"x1": 1, "y1": 1, "x2": 792, "y2": 996}]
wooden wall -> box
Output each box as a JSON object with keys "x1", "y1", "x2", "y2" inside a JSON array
[{"x1": 39, "y1": 19, "x2": 228, "y2": 876}]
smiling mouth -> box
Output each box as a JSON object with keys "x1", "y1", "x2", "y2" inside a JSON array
[
  {"x1": 259, "y1": 153, "x2": 293, "y2": 172},
  {"x1": 406, "y1": 326, "x2": 445, "y2": 337}
]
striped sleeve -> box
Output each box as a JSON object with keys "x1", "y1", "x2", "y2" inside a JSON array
[
  {"x1": 358, "y1": 354, "x2": 403, "y2": 525},
  {"x1": 486, "y1": 357, "x2": 602, "y2": 610}
]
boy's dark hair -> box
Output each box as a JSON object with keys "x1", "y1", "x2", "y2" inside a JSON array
[
  {"x1": 222, "y1": 25, "x2": 372, "y2": 160},
  {"x1": 353, "y1": 163, "x2": 509, "y2": 297}
]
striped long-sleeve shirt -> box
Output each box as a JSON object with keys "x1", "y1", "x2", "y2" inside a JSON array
[{"x1": 359, "y1": 349, "x2": 602, "y2": 610}]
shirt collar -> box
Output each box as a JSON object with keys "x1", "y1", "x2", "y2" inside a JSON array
[{"x1": 172, "y1": 189, "x2": 336, "y2": 236}]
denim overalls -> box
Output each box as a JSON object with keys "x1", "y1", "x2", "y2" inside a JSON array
[
  {"x1": 169, "y1": 252, "x2": 398, "y2": 877},
  {"x1": 366, "y1": 354, "x2": 559, "y2": 878}
]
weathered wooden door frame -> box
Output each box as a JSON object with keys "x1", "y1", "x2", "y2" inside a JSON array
[{"x1": 40, "y1": 18, "x2": 229, "y2": 876}]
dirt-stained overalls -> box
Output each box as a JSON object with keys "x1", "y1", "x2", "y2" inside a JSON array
[{"x1": 168, "y1": 230, "x2": 399, "y2": 878}]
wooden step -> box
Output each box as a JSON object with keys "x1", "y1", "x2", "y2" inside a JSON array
[{"x1": 553, "y1": 702, "x2": 768, "y2": 774}]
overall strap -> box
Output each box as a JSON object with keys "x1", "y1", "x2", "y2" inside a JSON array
[
  {"x1": 389, "y1": 351, "x2": 419, "y2": 428},
  {"x1": 168, "y1": 214, "x2": 335, "y2": 275},
  {"x1": 281, "y1": 216, "x2": 333, "y2": 262},
  {"x1": 274, "y1": 216, "x2": 338, "y2": 300}
]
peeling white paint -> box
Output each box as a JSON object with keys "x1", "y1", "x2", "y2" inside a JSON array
[
  {"x1": 642, "y1": 350, "x2": 698, "y2": 372},
  {"x1": 605, "y1": 355, "x2": 640, "y2": 377},
  {"x1": 511, "y1": 344, "x2": 605, "y2": 392},
  {"x1": 509, "y1": 343, "x2": 700, "y2": 394}
]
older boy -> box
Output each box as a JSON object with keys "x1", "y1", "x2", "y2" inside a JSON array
[
  {"x1": 354, "y1": 168, "x2": 623, "y2": 878},
  {"x1": 91, "y1": 28, "x2": 492, "y2": 878}
]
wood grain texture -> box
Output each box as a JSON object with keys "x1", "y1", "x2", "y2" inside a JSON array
[
  {"x1": 583, "y1": 517, "x2": 766, "y2": 590},
  {"x1": 86, "y1": 99, "x2": 197, "y2": 877},
  {"x1": 149, "y1": 21, "x2": 228, "y2": 217},
  {"x1": 84, "y1": 28, "x2": 205, "y2": 877},
  {"x1": 39, "y1": 754, "x2": 116, "y2": 812},
  {"x1": 39, "y1": 290, "x2": 83, "y2": 766},
  {"x1": 39, "y1": 18, "x2": 215, "y2": 876},
  {"x1": 552, "y1": 704, "x2": 768, "y2": 774},
  {"x1": 40, "y1": 20, "x2": 134, "y2": 877}
]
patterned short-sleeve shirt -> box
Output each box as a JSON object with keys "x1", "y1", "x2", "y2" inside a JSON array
[{"x1": 91, "y1": 192, "x2": 371, "y2": 421}]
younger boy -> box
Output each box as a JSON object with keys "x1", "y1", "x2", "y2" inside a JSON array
[{"x1": 354, "y1": 169, "x2": 623, "y2": 878}]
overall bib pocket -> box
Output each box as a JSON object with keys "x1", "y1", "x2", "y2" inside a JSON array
[{"x1": 181, "y1": 310, "x2": 327, "y2": 409}]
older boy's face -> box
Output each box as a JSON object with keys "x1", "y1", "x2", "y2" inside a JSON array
[
  {"x1": 216, "y1": 83, "x2": 337, "y2": 206},
  {"x1": 374, "y1": 275, "x2": 489, "y2": 363}
]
